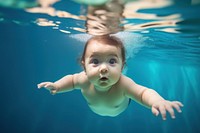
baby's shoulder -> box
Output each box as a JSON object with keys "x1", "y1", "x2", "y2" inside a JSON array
[
  {"x1": 119, "y1": 74, "x2": 133, "y2": 84},
  {"x1": 118, "y1": 74, "x2": 136, "y2": 89}
]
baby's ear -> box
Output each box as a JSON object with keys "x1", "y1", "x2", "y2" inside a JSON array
[
  {"x1": 81, "y1": 61, "x2": 85, "y2": 66},
  {"x1": 81, "y1": 61, "x2": 86, "y2": 71},
  {"x1": 121, "y1": 62, "x2": 126, "y2": 71}
]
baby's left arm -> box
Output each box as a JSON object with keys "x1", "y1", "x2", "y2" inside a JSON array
[
  {"x1": 141, "y1": 89, "x2": 183, "y2": 120},
  {"x1": 122, "y1": 75, "x2": 183, "y2": 120}
]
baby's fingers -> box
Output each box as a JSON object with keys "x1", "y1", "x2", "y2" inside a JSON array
[
  {"x1": 44, "y1": 84, "x2": 54, "y2": 89},
  {"x1": 165, "y1": 105, "x2": 175, "y2": 119},
  {"x1": 37, "y1": 82, "x2": 54, "y2": 89},
  {"x1": 152, "y1": 107, "x2": 159, "y2": 116},
  {"x1": 172, "y1": 101, "x2": 183, "y2": 113},
  {"x1": 51, "y1": 90, "x2": 57, "y2": 95},
  {"x1": 159, "y1": 105, "x2": 167, "y2": 120},
  {"x1": 37, "y1": 82, "x2": 49, "y2": 88},
  {"x1": 152, "y1": 105, "x2": 167, "y2": 120}
]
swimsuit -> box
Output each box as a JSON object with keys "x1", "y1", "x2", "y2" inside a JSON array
[{"x1": 128, "y1": 98, "x2": 131, "y2": 105}]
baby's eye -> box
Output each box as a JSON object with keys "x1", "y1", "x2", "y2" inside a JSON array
[
  {"x1": 109, "y1": 58, "x2": 117, "y2": 64},
  {"x1": 91, "y1": 59, "x2": 99, "y2": 65}
]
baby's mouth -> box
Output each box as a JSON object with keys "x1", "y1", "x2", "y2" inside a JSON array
[{"x1": 100, "y1": 77, "x2": 108, "y2": 81}]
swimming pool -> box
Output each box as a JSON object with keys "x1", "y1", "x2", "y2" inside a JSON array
[{"x1": 0, "y1": 0, "x2": 200, "y2": 133}]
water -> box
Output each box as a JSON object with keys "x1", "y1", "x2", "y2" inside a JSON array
[{"x1": 0, "y1": 0, "x2": 200, "y2": 133}]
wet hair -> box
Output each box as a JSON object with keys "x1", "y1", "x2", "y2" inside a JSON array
[{"x1": 81, "y1": 35, "x2": 126, "y2": 68}]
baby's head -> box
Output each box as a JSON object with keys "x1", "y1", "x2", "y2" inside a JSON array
[
  {"x1": 80, "y1": 35, "x2": 126, "y2": 90},
  {"x1": 81, "y1": 35, "x2": 125, "y2": 69}
]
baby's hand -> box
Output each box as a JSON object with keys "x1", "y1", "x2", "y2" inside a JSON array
[
  {"x1": 37, "y1": 82, "x2": 58, "y2": 95},
  {"x1": 151, "y1": 100, "x2": 183, "y2": 120}
]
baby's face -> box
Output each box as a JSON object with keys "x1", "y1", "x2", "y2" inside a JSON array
[{"x1": 83, "y1": 41, "x2": 123, "y2": 91}]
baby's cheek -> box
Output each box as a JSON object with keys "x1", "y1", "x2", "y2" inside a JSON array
[{"x1": 111, "y1": 69, "x2": 121, "y2": 79}]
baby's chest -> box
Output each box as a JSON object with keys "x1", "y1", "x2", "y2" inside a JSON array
[{"x1": 81, "y1": 88, "x2": 125, "y2": 106}]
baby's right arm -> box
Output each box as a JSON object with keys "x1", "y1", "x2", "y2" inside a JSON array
[{"x1": 37, "y1": 71, "x2": 88, "y2": 95}]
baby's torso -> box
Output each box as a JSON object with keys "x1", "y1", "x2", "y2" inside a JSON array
[{"x1": 81, "y1": 83, "x2": 130, "y2": 117}]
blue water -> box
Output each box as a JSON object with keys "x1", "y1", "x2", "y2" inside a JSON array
[{"x1": 0, "y1": 0, "x2": 200, "y2": 133}]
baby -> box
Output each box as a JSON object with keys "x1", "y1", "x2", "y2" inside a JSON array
[{"x1": 38, "y1": 35, "x2": 183, "y2": 120}]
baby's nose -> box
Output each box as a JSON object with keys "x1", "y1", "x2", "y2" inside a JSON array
[{"x1": 100, "y1": 64, "x2": 108, "y2": 73}]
